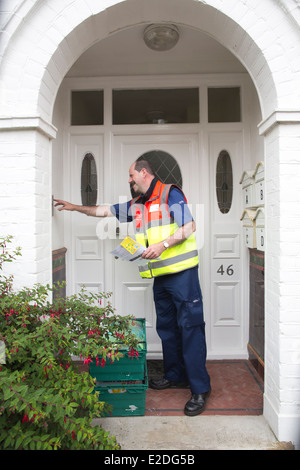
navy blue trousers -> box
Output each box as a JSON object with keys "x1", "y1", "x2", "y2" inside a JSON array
[{"x1": 153, "y1": 266, "x2": 210, "y2": 394}]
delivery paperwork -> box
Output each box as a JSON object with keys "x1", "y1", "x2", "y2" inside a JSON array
[{"x1": 110, "y1": 236, "x2": 147, "y2": 263}]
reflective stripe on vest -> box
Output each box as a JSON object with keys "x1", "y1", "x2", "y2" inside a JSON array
[
  {"x1": 131, "y1": 181, "x2": 199, "y2": 278},
  {"x1": 138, "y1": 249, "x2": 199, "y2": 278}
]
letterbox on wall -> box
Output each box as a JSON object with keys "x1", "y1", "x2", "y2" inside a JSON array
[
  {"x1": 253, "y1": 161, "x2": 264, "y2": 207},
  {"x1": 240, "y1": 209, "x2": 256, "y2": 248},
  {"x1": 254, "y1": 208, "x2": 265, "y2": 252},
  {"x1": 239, "y1": 170, "x2": 254, "y2": 209}
]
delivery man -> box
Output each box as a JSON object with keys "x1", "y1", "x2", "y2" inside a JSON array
[{"x1": 54, "y1": 158, "x2": 211, "y2": 416}]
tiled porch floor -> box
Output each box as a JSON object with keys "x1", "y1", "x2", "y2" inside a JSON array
[{"x1": 146, "y1": 360, "x2": 264, "y2": 416}]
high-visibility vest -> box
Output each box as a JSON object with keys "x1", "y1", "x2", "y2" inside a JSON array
[{"x1": 131, "y1": 180, "x2": 199, "y2": 278}]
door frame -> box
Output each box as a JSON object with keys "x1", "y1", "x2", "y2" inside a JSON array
[{"x1": 58, "y1": 72, "x2": 258, "y2": 359}]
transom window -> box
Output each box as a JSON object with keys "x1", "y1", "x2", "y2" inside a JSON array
[
  {"x1": 71, "y1": 90, "x2": 103, "y2": 125},
  {"x1": 208, "y1": 87, "x2": 241, "y2": 123},
  {"x1": 112, "y1": 88, "x2": 199, "y2": 125},
  {"x1": 70, "y1": 87, "x2": 241, "y2": 125}
]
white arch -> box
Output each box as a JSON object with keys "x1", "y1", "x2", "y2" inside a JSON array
[{"x1": 1, "y1": 0, "x2": 300, "y2": 124}]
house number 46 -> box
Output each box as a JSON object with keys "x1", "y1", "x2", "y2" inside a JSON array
[{"x1": 217, "y1": 264, "x2": 234, "y2": 276}]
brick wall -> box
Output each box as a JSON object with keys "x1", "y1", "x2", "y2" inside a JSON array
[
  {"x1": 248, "y1": 249, "x2": 264, "y2": 378},
  {"x1": 0, "y1": 128, "x2": 52, "y2": 289}
]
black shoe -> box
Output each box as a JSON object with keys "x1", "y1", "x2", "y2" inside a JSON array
[
  {"x1": 149, "y1": 377, "x2": 189, "y2": 390},
  {"x1": 184, "y1": 390, "x2": 211, "y2": 416}
]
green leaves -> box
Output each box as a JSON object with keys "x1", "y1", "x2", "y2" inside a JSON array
[{"x1": 0, "y1": 236, "x2": 136, "y2": 450}]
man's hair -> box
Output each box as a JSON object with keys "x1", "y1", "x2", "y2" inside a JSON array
[{"x1": 134, "y1": 158, "x2": 156, "y2": 176}]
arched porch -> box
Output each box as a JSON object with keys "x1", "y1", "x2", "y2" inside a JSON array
[{"x1": 1, "y1": 0, "x2": 300, "y2": 447}]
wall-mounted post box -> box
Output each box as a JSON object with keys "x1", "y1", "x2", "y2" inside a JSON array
[
  {"x1": 240, "y1": 209, "x2": 257, "y2": 248},
  {"x1": 239, "y1": 170, "x2": 255, "y2": 208},
  {"x1": 254, "y1": 208, "x2": 265, "y2": 251},
  {"x1": 253, "y1": 161, "x2": 264, "y2": 207}
]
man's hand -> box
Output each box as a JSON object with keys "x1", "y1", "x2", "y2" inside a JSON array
[
  {"x1": 142, "y1": 242, "x2": 165, "y2": 260},
  {"x1": 53, "y1": 199, "x2": 112, "y2": 217},
  {"x1": 142, "y1": 221, "x2": 196, "y2": 260},
  {"x1": 53, "y1": 199, "x2": 75, "y2": 211}
]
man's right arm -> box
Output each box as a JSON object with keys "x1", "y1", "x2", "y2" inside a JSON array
[{"x1": 53, "y1": 199, "x2": 113, "y2": 217}]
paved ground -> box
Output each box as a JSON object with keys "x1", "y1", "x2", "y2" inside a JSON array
[{"x1": 93, "y1": 415, "x2": 288, "y2": 450}]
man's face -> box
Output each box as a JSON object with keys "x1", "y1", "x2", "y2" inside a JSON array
[{"x1": 128, "y1": 163, "x2": 144, "y2": 195}]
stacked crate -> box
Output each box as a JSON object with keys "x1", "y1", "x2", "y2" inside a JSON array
[{"x1": 89, "y1": 318, "x2": 148, "y2": 417}]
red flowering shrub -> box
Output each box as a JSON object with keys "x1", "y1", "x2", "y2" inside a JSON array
[{"x1": 0, "y1": 236, "x2": 139, "y2": 450}]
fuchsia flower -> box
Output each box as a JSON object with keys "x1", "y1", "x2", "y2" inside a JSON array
[
  {"x1": 22, "y1": 414, "x2": 29, "y2": 423},
  {"x1": 128, "y1": 348, "x2": 139, "y2": 357},
  {"x1": 83, "y1": 356, "x2": 92, "y2": 365},
  {"x1": 115, "y1": 332, "x2": 125, "y2": 339}
]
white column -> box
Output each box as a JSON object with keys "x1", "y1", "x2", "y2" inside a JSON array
[
  {"x1": 259, "y1": 112, "x2": 300, "y2": 449},
  {"x1": 0, "y1": 118, "x2": 56, "y2": 290}
]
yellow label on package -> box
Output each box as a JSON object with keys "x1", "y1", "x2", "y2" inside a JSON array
[{"x1": 120, "y1": 237, "x2": 139, "y2": 254}]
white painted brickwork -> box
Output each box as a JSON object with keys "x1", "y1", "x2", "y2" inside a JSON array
[
  {"x1": 0, "y1": 0, "x2": 300, "y2": 447},
  {"x1": 0, "y1": 129, "x2": 52, "y2": 289},
  {"x1": 262, "y1": 121, "x2": 300, "y2": 444},
  {"x1": 1, "y1": 0, "x2": 300, "y2": 120}
]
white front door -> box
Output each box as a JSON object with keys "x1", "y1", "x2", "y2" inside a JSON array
[
  {"x1": 66, "y1": 130, "x2": 247, "y2": 359},
  {"x1": 111, "y1": 133, "x2": 201, "y2": 357}
]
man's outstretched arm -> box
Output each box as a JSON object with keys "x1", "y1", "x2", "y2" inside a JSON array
[{"x1": 53, "y1": 199, "x2": 113, "y2": 217}]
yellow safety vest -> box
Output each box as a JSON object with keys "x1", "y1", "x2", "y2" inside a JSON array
[{"x1": 131, "y1": 180, "x2": 199, "y2": 278}]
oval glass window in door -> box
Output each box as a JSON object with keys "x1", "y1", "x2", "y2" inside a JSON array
[
  {"x1": 216, "y1": 150, "x2": 233, "y2": 214},
  {"x1": 81, "y1": 153, "x2": 97, "y2": 206}
]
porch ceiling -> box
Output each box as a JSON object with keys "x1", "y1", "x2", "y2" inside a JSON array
[{"x1": 67, "y1": 24, "x2": 246, "y2": 77}]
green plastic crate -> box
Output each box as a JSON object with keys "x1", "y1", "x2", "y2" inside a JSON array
[
  {"x1": 89, "y1": 318, "x2": 147, "y2": 381},
  {"x1": 89, "y1": 353, "x2": 146, "y2": 381},
  {"x1": 94, "y1": 367, "x2": 148, "y2": 417}
]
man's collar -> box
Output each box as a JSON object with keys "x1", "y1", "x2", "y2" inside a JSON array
[{"x1": 141, "y1": 177, "x2": 158, "y2": 202}]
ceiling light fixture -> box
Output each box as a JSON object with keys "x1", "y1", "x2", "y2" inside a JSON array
[{"x1": 143, "y1": 24, "x2": 180, "y2": 51}]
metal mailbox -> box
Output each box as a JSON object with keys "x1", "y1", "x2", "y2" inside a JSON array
[
  {"x1": 253, "y1": 161, "x2": 264, "y2": 207},
  {"x1": 240, "y1": 170, "x2": 255, "y2": 209},
  {"x1": 254, "y1": 207, "x2": 265, "y2": 252},
  {"x1": 240, "y1": 209, "x2": 256, "y2": 248}
]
